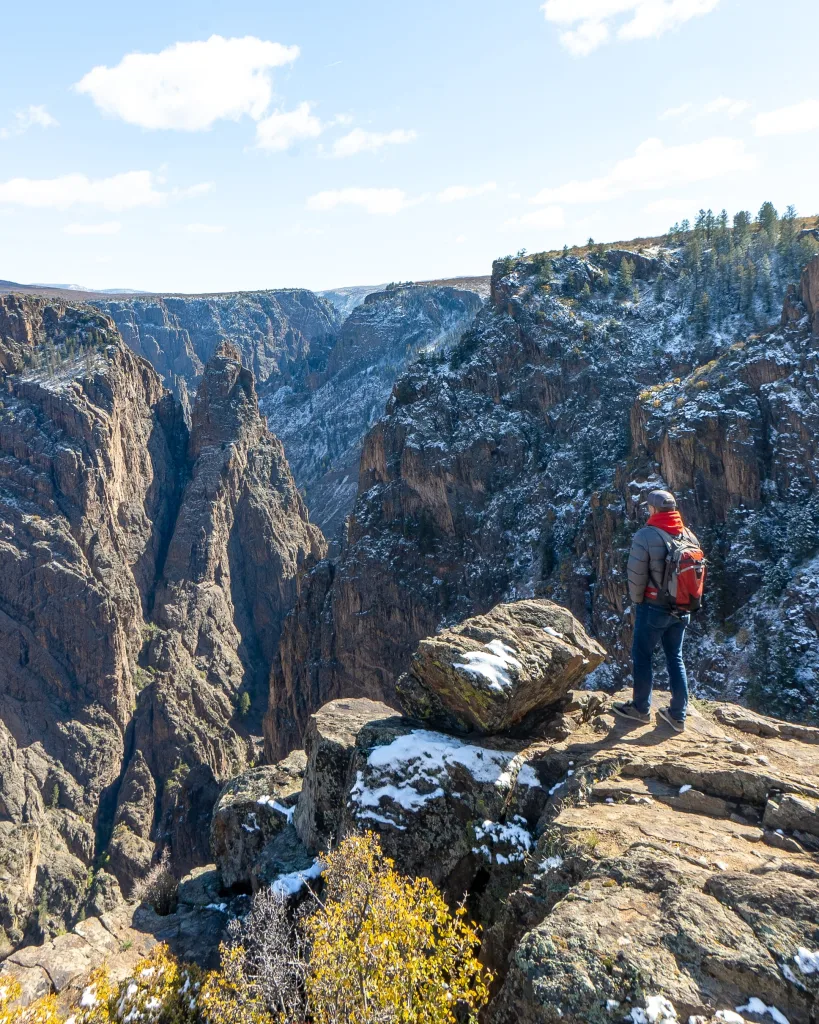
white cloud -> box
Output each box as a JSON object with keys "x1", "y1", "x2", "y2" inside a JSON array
[
  {"x1": 307, "y1": 187, "x2": 418, "y2": 215},
  {"x1": 332, "y1": 128, "x2": 416, "y2": 158},
  {"x1": 64, "y1": 221, "x2": 121, "y2": 235},
  {"x1": 75, "y1": 35, "x2": 299, "y2": 131},
  {"x1": 437, "y1": 182, "x2": 497, "y2": 203},
  {"x1": 185, "y1": 223, "x2": 225, "y2": 234},
  {"x1": 662, "y1": 96, "x2": 749, "y2": 121},
  {"x1": 532, "y1": 137, "x2": 755, "y2": 205},
  {"x1": 542, "y1": 0, "x2": 721, "y2": 56},
  {"x1": 704, "y1": 96, "x2": 749, "y2": 117},
  {"x1": 504, "y1": 206, "x2": 565, "y2": 230},
  {"x1": 256, "y1": 103, "x2": 322, "y2": 151},
  {"x1": 754, "y1": 98, "x2": 819, "y2": 137},
  {"x1": 660, "y1": 102, "x2": 692, "y2": 121},
  {"x1": 0, "y1": 171, "x2": 212, "y2": 211},
  {"x1": 1, "y1": 105, "x2": 58, "y2": 138}
]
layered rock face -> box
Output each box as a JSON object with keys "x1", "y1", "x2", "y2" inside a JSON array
[
  {"x1": 94, "y1": 290, "x2": 340, "y2": 403},
  {"x1": 0, "y1": 297, "x2": 324, "y2": 948},
  {"x1": 263, "y1": 285, "x2": 482, "y2": 541},
  {"x1": 0, "y1": 297, "x2": 184, "y2": 950},
  {"x1": 267, "y1": 240, "x2": 819, "y2": 757}
]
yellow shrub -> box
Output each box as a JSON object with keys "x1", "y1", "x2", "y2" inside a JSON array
[
  {"x1": 199, "y1": 945, "x2": 275, "y2": 1024},
  {"x1": 0, "y1": 980, "x2": 24, "y2": 1024},
  {"x1": 108, "y1": 945, "x2": 201, "y2": 1024},
  {"x1": 1, "y1": 992, "x2": 62, "y2": 1024},
  {"x1": 72, "y1": 966, "x2": 117, "y2": 1024},
  {"x1": 305, "y1": 832, "x2": 490, "y2": 1024}
]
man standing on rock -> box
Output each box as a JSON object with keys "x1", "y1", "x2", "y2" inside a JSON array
[{"x1": 613, "y1": 489, "x2": 705, "y2": 733}]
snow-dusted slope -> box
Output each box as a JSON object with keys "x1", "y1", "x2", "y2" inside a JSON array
[{"x1": 263, "y1": 285, "x2": 482, "y2": 542}]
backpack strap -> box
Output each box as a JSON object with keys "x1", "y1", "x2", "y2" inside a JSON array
[{"x1": 647, "y1": 526, "x2": 678, "y2": 599}]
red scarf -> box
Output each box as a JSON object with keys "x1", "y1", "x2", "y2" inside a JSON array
[{"x1": 647, "y1": 510, "x2": 684, "y2": 536}]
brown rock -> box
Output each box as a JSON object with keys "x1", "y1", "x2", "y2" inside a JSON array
[
  {"x1": 107, "y1": 826, "x2": 154, "y2": 896},
  {"x1": 395, "y1": 599, "x2": 605, "y2": 735},
  {"x1": 113, "y1": 751, "x2": 156, "y2": 840},
  {"x1": 293, "y1": 698, "x2": 399, "y2": 851},
  {"x1": 801, "y1": 253, "x2": 819, "y2": 334},
  {"x1": 210, "y1": 750, "x2": 306, "y2": 889},
  {"x1": 763, "y1": 794, "x2": 819, "y2": 837}
]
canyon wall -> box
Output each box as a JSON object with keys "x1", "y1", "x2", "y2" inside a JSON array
[{"x1": 0, "y1": 297, "x2": 324, "y2": 948}]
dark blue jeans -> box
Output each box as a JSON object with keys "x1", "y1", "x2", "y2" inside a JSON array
[{"x1": 632, "y1": 603, "x2": 690, "y2": 722}]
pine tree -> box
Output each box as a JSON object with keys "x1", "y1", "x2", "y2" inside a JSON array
[
  {"x1": 693, "y1": 291, "x2": 711, "y2": 339},
  {"x1": 616, "y1": 257, "x2": 635, "y2": 299},
  {"x1": 758, "y1": 201, "x2": 779, "y2": 239}
]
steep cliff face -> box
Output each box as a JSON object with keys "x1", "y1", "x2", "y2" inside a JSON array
[
  {"x1": 266, "y1": 231, "x2": 819, "y2": 759},
  {"x1": 263, "y1": 285, "x2": 482, "y2": 542},
  {"x1": 0, "y1": 297, "x2": 324, "y2": 948},
  {"x1": 0, "y1": 297, "x2": 185, "y2": 950},
  {"x1": 94, "y1": 290, "x2": 340, "y2": 403}
]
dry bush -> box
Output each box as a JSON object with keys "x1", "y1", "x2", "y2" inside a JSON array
[
  {"x1": 222, "y1": 888, "x2": 308, "y2": 1021},
  {"x1": 131, "y1": 851, "x2": 178, "y2": 916}
]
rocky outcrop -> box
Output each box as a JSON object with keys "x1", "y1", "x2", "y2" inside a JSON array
[
  {"x1": 293, "y1": 698, "x2": 397, "y2": 851},
  {"x1": 395, "y1": 599, "x2": 605, "y2": 734},
  {"x1": 210, "y1": 750, "x2": 306, "y2": 889},
  {"x1": 0, "y1": 296, "x2": 325, "y2": 948},
  {"x1": 803, "y1": 253, "x2": 819, "y2": 334},
  {"x1": 319, "y1": 681, "x2": 819, "y2": 1022},
  {"x1": 487, "y1": 696, "x2": 819, "y2": 1024},
  {"x1": 272, "y1": 627, "x2": 818, "y2": 1024},
  {"x1": 126, "y1": 342, "x2": 325, "y2": 874}
]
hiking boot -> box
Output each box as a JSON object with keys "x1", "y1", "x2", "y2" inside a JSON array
[
  {"x1": 657, "y1": 707, "x2": 685, "y2": 732},
  {"x1": 611, "y1": 701, "x2": 651, "y2": 724}
]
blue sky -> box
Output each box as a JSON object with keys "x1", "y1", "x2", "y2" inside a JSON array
[{"x1": 1, "y1": 0, "x2": 818, "y2": 293}]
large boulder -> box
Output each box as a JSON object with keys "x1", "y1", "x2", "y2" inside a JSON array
[
  {"x1": 294, "y1": 698, "x2": 398, "y2": 851},
  {"x1": 210, "y1": 750, "x2": 306, "y2": 890},
  {"x1": 395, "y1": 600, "x2": 605, "y2": 735},
  {"x1": 338, "y1": 714, "x2": 548, "y2": 900}
]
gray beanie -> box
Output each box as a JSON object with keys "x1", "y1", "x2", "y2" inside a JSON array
[{"x1": 647, "y1": 489, "x2": 677, "y2": 511}]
